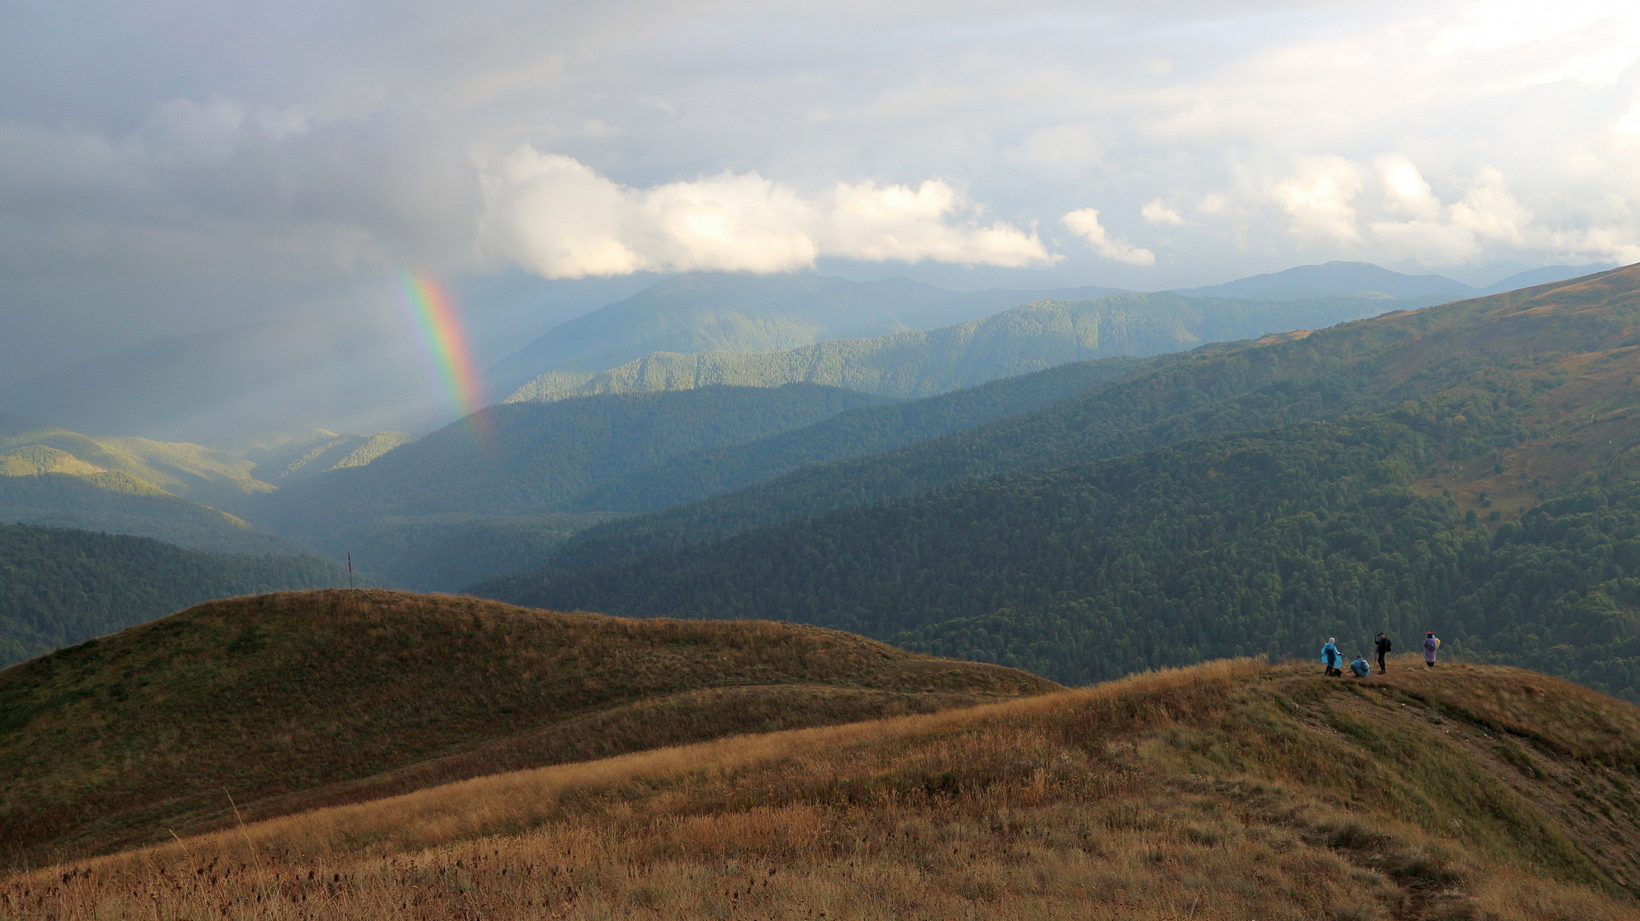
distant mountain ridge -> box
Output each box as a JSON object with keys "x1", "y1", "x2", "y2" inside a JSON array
[
  {"x1": 505, "y1": 291, "x2": 1422, "y2": 404},
  {"x1": 1175, "y1": 260, "x2": 1475, "y2": 300},
  {"x1": 487, "y1": 273, "x2": 1127, "y2": 393},
  {"x1": 1174, "y1": 259, "x2": 1614, "y2": 301}
]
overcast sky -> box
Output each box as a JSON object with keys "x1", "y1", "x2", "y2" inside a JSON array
[{"x1": 3, "y1": 0, "x2": 1638, "y2": 375}]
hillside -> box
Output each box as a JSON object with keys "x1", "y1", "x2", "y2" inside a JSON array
[
  {"x1": 524, "y1": 264, "x2": 1629, "y2": 572},
  {"x1": 572, "y1": 354, "x2": 1159, "y2": 515},
  {"x1": 0, "y1": 523, "x2": 345, "y2": 666},
  {"x1": 254, "y1": 384, "x2": 887, "y2": 586},
  {"x1": 0, "y1": 589, "x2": 1057, "y2": 867},
  {"x1": 0, "y1": 414, "x2": 272, "y2": 515},
  {"x1": 481, "y1": 266, "x2": 1640, "y2": 699},
  {"x1": 504, "y1": 291, "x2": 1416, "y2": 404},
  {"x1": 13, "y1": 659, "x2": 1640, "y2": 919},
  {"x1": 242, "y1": 429, "x2": 412, "y2": 485},
  {"x1": 487, "y1": 272, "x2": 1124, "y2": 393}
]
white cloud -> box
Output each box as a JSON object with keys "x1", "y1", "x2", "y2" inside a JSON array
[
  {"x1": 1062, "y1": 208, "x2": 1155, "y2": 266},
  {"x1": 481, "y1": 146, "x2": 1056, "y2": 278},
  {"x1": 1141, "y1": 199, "x2": 1191, "y2": 226},
  {"x1": 1271, "y1": 156, "x2": 1365, "y2": 242},
  {"x1": 1448, "y1": 167, "x2": 1530, "y2": 245},
  {"x1": 1377, "y1": 154, "x2": 1441, "y2": 220},
  {"x1": 1368, "y1": 220, "x2": 1480, "y2": 266}
]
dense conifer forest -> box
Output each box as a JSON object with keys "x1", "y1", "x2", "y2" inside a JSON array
[
  {"x1": 481, "y1": 268, "x2": 1640, "y2": 702},
  {"x1": 0, "y1": 523, "x2": 344, "y2": 666}
]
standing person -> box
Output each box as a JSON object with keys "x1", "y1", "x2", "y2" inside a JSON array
[
  {"x1": 1423, "y1": 632, "x2": 1439, "y2": 668},
  {"x1": 1375, "y1": 632, "x2": 1392, "y2": 674},
  {"x1": 1321, "y1": 637, "x2": 1342, "y2": 677}
]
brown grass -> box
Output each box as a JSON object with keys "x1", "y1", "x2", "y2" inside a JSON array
[
  {"x1": 7, "y1": 658, "x2": 1639, "y2": 920},
  {"x1": 0, "y1": 590, "x2": 1056, "y2": 867}
]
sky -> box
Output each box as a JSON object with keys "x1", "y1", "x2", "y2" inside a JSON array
[{"x1": 3, "y1": 0, "x2": 1639, "y2": 377}]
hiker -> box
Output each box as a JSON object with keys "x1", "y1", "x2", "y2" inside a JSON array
[
  {"x1": 1321, "y1": 637, "x2": 1342, "y2": 677},
  {"x1": 1423, "y1": 632, "x2": 1440, "y2": 668},
  {"x1": 1375, "y1": 632, "x2": 1392, "y2": 674},
  {"x1": 1350, "y1": 654, "x2": 1371, "y2": 678}
]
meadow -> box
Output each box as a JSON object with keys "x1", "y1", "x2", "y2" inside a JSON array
[{"x1": 7, "y1": 657, "x2": 1639, "y2": 920}]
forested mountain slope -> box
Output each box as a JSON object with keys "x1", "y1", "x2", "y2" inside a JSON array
[
  {"x1": 571, "y1": 355, "x2": 1158, "y2": 514},
  {"x1": 252, "y1": 385, "x2": 887, "y2": 587},
  {"x1": 505, "y1": 291, "x2": 1415, "y2": 403},
  {"x1": 482, "y1": 266, "x2": 1640, "y2": 700},
  {"x1": 0, "y1": 523, "x2": 344, "y2": 666},
  {"x1": 527, "y1": 266, "x2": 1626, "y2": 574},
  {"x1": 0, "y1": 589, "x2": 1055, "y2": 866}
]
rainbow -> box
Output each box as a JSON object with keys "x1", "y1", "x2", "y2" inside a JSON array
[{"x1": 400, "y1": 271, "x2": 489, "y2": 434}]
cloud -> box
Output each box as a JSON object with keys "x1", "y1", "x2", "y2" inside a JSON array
[
  {"x1": 1271, "y1": 156, "x2": 1364, "y2": 242},
  {"x1": 1062, "y1": 208, "x2": 1155, "y2": 266},
  {"x1": 1141, "y1": 199, "x2": 1191, "y2": 226},
  {"x1": 481, "y1": 146, "x2": 1057, "y2": 278},
  {"x1": 1447, "y1": 167, "x2": 1530, "y2": 245},
  {"x1": 1376, "y1": 154, "x2": 1441, "y2": 220}
]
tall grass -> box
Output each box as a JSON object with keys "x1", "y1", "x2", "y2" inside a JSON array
[{"x1": 7, "y1": 658, "x2": 1638, "y2": 920}]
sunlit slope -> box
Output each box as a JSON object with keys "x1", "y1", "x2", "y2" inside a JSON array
[
  {"x1": 504, "y1": 291, "x2": 1412, "y2": 403},
  {"x1": 18, "y1": 660, "x2": 1640, "y2": 919},
  {"x1": 0, "y1": 523, "x2": 345, "y2": 666},
  {"x1": 0, "y1": 415, "x2": 321, "y2": 555},
  {"x1": 0, "y1": 589, "x2": 1057, "y2": 866}
]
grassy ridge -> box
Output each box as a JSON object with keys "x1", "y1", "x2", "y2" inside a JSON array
[
  {"x1": 13, "y1": 659, "x2": 1640, "y2": 919},
  {"x1": 0, "y1": 589, "x2": 1056, "y2": 867}
]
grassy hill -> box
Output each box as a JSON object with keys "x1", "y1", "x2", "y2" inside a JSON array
[
  {"x1": 0, "y1": 414, "x2": 273, "y2": 515},
  {"x1": 253, "y1": 384, "x2": 888, "y2": 587},
  {"x1": 0, "y1": 523, "x2": 346, "y2": 667},
  {"x1": 482, "y1": 267, "x2": 1640, "y2": 699},
  {"x1": 504, "y1": 291, "x2": 1416, "y2": 404},
  {"x1": 11, "y1": 658, "x2": 1639, "y2": 919},
  {"x1": 0, "y1": 589, "x2": 1057, "y2": 867}
]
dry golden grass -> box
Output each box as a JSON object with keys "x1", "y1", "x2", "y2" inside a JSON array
[
  {"x1": 7, "y1": 657, "x2": 1639, "y2": 920},
  {"x1": 0, "y1": 589, "x2": 1056, "y2": 867}
]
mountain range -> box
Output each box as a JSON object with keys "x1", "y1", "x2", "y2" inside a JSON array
[
  {"x1": 478, "y1": 266, "x2": 1640, "y2": 701},
  {"x1": 501, "y1": 291, "x2": 1425, "y2": 404},
  {"x1": 7, "y1": 260, "x2": 1588, "y2": 447}
]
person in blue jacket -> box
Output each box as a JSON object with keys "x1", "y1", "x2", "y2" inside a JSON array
[
  {"x1": 1350, "y1": 654, "x2": 1371, "y2": 678},
  {"x1": 1320, "y1": 637, "x2": 1342, "y2": 677}
]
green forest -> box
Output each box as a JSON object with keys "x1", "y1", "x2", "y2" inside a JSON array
[
  {"x1": 481, "y1": 269, "x2": 1640, "y2": 703},
  {"x1": 481, "y1": 411, "x2": 1640, "y2": 702},
  {"x1": 0, "y1": 523, "x2": 345, "y2": 666}
]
